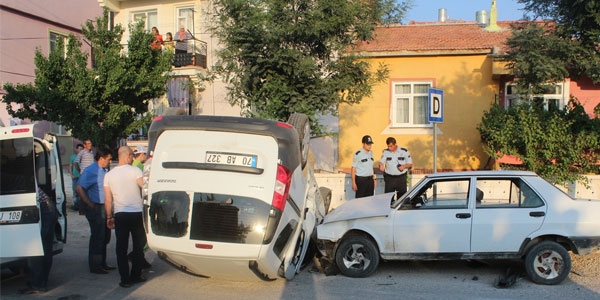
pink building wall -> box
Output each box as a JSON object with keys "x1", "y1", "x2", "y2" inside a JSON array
[
  {"x1": 0, "y1": 0, "x2": 102, "y2": 127},
  {"x1": 570, "y1": 77, "x2": 600, "y2": 118}
]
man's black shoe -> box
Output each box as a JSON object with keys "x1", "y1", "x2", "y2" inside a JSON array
[
  {"x1": 90, "y1": 269, "x2": 109, "y2": 274},
  {"x1": 119, "y1": 281, "x2": 132, "y2": 288},
  {"x1": 141, "y1": 261, "x2": 152, "y2": 269},
  {"x1": 102, "y1": 265, "x2": 117, "y2": 271},
  {"x1": 130, "y1": 276, "x2": 147, "y2": 284}
]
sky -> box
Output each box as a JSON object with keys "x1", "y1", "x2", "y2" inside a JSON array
[{"x1": 405, "y1": 0, "x2": 527, "y2": 22}]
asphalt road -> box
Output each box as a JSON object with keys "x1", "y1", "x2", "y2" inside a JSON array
[{"x1": 1, "y1": 173, "x2": 599, "y2": 300}]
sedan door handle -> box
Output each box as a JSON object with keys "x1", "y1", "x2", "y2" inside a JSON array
[
  {"x1": 456, "y1": 213, "x2": 471, "y2": 219},
  {"x1": 529, "y1": 211, "x2": 545, "y2": 217}
]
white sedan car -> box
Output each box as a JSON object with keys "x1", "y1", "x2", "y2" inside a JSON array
[{"x1": 317, "y1": 171, "x2": 600, "y2": 285}]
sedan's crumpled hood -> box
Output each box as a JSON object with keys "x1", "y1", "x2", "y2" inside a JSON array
[{"x1": 323, "y1": 192, "x2": 396, "y2": 224}]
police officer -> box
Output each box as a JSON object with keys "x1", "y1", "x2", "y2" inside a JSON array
[
  {"x1": 351, "y1": 135, "x2": 376, "y2": 198},
  {"x1": 379, "y1": 137, "x2": 412, "y2": 198}
]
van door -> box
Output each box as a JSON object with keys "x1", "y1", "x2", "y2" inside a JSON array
[{"x1": 0, "y1": 125, "x2": 44, "y2": 258}]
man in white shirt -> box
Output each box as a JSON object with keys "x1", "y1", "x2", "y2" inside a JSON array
[{"x1": 104, "y1": 146, "x2": 146, "y2": 288}]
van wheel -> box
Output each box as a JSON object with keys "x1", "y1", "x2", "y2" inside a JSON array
[
  {"x1": 319, "y1": 186, "x2": 332, "y2": 213},
  {"x1": 284, "y1": 229, "x2": 308, "y2": 280},
  {"x1": 288, "y1": 113, "x2": 310, "y2": 169}
]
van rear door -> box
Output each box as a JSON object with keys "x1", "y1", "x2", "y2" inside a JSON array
[{"x1": 0, "y1": 125, "x2": 44, "y2": 258}]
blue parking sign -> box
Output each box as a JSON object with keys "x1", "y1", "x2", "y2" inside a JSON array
[{"x1": 428, "y1": 88, "x2": 444, "y2": 123}]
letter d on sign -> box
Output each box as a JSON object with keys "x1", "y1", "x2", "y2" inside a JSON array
[{"x1": 433, "y1": 97, "x2": 440, "y2": 114}]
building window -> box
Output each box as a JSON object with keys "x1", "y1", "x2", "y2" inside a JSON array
[
  {"x1": 391, "y1": 81, "x2": 432, "y2": 127},
  {"x1": 505, "y1": 83, "x2": 566, "y2": 111},
  {"x1": 132, "y1": 10, "x2": 157, "y2": 31},
  {"x1": 108, "y1": 11, "x2": 116, "y2": 30},
  {"x1": 177, "y1": 7, "x2": 195, "y2": 33},
  {"x1": 49, "y1": 31, "x2": 67, "y2": 57}
]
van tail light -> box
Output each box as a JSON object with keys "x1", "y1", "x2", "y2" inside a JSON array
[{"x1": 272, "y1": 164, "x2": 292, "y2": 212}]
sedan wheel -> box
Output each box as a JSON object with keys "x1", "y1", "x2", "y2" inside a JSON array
[
  {"x1": 335, "y1": 235, "x2": 379, "y2": 278},
  {"x1": 524, "y1": 241, "x2": 571, "y2": 285}
]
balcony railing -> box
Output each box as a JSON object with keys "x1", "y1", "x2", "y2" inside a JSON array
[{"x1": 173, "y1": 40, "x2": 207, "y2": 68}]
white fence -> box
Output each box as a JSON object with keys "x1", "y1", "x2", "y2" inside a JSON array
[{"x1": 314, "y1": 173, "x2": 600, "y2": 211}]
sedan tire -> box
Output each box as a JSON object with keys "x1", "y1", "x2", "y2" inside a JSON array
[
  {"x1": 335, "y1": 235, "x2": 380, "y2": 278},
  {"x1": 524, "y1": 241, "x2": 571, "y2": 285}
]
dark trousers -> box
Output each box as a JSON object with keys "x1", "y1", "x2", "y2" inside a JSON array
[
  {"x1": 355, "y1": 175, "x2": 374, "y2": 198},
  {"x1": 71, "y1": 178, "x2": 80, "y2": 208},
  {"x1": 115, "y1": 212, "x2": 145, "y2": 283},
  {"x1": 85, "y1": 204, "x2": 110, "y2": 271},
  {"x1": 27, "y1": 201, "x2": 58, "y2": 289},
  {"x1": 384, "y1": 173, "x2": 408, "y2": 197}
]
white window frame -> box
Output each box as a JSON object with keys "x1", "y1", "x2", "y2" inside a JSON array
[
  {"x1": 390, "y1": 81, "x2": 433, "y2": 128},
  {"x1": 504, "y1": 82, "x2": 568, "y2": 111},
  {"x1": 131, "y1": 9, "x2": 158, "y2": 31},
  {"x1": 49, "y1": 30, "x2": 68, "y2": 57},
  {"x1": 176, "y1": 6, "x2": 195, "y2": 34}
]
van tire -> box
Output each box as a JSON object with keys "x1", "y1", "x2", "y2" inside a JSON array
[
  {"x1": 319, "y1": 186, "x2": 332, "y2": 213},
  {"x1": 288, "y1": 113, "x2": 310, "y2": 169}
]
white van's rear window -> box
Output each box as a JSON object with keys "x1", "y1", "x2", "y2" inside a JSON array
[
  {"x1": 149, "y1": 191, "x2": 272, "y2": 244},
  {"x1": 1, "y1": 138, "x2": 36, "y2": 195}
]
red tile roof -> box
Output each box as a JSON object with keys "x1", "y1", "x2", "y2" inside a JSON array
[{"x1": 351, "y1": 21, "x2": 518, "y2": 55}]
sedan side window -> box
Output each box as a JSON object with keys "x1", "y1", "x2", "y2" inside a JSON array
[
  {"x1": 476, "y1": 178, "x2": 544, "y2": 208},
  {"x1": 411, "y1": 179, "x2": 469, "y2": 209}
]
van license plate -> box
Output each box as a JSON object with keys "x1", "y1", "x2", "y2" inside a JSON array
[
  {"x1": 205, "y1": 152, "x2": 257, "y2": 168},
  {"x1": 0, "y1": 210, "x2": 22, "y2": 224}
]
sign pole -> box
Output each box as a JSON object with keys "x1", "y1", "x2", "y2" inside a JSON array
[
  {"x1": 433, "y1": 123, "x2": 437, "y2": 173},
  {"x1": 428, "y1": 88, "x2": 444, "y2": 174}
]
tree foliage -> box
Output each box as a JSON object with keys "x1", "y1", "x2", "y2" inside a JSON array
[
  {"x1": 478, "y1": 99, "x2": 600, "y2": 185},
  {"x1": 480, "y1": 0, "x2": 600, "y2": 184},
  {"x1": 507, "y1": 0, "x2": 600, "y2": 93},
  {"x1": 2, "y1": 9, "x2": 172, "y2": 146},
  {"x1": 209, "y1": 0, "x2": 412, "y2": 134}
]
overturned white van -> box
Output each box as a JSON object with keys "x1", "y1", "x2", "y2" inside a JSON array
[{"x1": 143, "y1": 113, "x2": 329, "y2": 281}]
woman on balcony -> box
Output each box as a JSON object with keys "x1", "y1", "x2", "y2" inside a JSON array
[
  {"x1": 163, "y1": 32, "x2": 174, "y2": 53},
  {"x1": 151, "y1": 27, "x2": 163, "y2": 51},
  {"x1": 175, "y1": 27, "x2": 192, "y2": 54}
]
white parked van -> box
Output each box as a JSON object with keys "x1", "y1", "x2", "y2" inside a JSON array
[
  {"x1": 0, "y1": 125, "x2": 67, "y2": 271},
  {"x1": 143, "y1": 114, "x2": 328, "y2": 281}
]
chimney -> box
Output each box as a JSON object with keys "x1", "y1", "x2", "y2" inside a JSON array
[
  {"x1": 438, "y1": 8, "x2": 447, "y2": 22},
  {"x1": 486, "y1": 0, "x2": 501, "y2": 31},
  {"x1": 476, "y1": 10, "x2": 488, "y2": 26}
]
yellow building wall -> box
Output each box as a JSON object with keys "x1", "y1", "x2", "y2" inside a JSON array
[{"x1": 339, "y1": 54, "x2": 499, "y2": 172}]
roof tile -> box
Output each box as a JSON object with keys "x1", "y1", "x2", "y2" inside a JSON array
[{"x1": 353, "y1": 21, "x2": 517, "y2": 54}]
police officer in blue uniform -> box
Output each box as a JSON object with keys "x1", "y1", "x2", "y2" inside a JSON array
[
  {"x1": 379, "y1": 137, "x2": 412, "y2": 198},
  {"x1": 351, "y1": 135, "x2": 376, "y2": 198}
]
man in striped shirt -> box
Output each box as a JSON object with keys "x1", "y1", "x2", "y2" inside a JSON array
[{"x1": 75, "y1": 139, "x2": 95, "y2": 175}]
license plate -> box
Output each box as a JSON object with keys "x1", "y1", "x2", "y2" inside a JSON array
[
  {"x1": 0, "y1": 210, "x2": 22, "y2": 224},
  {"x1": 205, "y1": 151, "x2": 257, "y2": 168}
]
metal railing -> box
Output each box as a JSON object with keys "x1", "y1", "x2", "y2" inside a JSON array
[{"x1": 173, "y1": 40, "x2": 207, "y2": 68}]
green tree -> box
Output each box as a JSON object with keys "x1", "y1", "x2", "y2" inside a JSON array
[
  {"x1": 479, "y1": 0, "x2": 600, "y2": 185},
  {"x1": 478, "y1": 99, "x2": 600, "y2": 185},
  {"x1": 209, "y1": 0, "x2": 412, "y2": 133},
  {"x1": 2, "y1": 9, "x2": 172, "y2": 146},
  {"x1": 507, "y1": 0, "x2": 600, "y2": 93}
]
